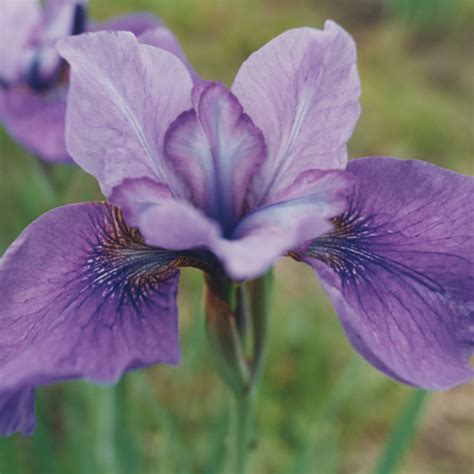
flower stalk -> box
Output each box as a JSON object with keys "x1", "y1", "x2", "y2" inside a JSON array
[{"x1": 204, "y1": 271, "x2": 273, "y2": 473}]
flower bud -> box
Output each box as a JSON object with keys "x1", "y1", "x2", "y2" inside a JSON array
[{"x1": 204, "y1": 275, "x2": 251, "y2": 395}]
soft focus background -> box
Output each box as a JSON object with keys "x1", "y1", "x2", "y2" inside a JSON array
[{"x1": 0, "y1": 0, "x2": 473, "y2": 473}]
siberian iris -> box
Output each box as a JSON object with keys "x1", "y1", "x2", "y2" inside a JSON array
[
  {"x1": 0, "y1": 0, "x2": 190, "y2": 162},
  {"x1": 0, "y1": 20, "x2": 472, "y2": 436}
]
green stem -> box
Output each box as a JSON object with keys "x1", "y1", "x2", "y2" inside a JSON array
[
  {"x1": 95, "y1": 387, "x2": 119, "y2": 474},
  {"x1": 205, "y1": 271, "x2": 272, "y2": 473},
  {"x1": 248, "y1": 271, "x2": 272, "y2": 384},
  {"x1": 229, "y1": 271, "x2": 273, "y2": 474},
  {"x1": 230, "y1": 391, "x2": 254, "y2": 474},
  {"x1": 26, "y1": 155, "x2": 58, "y2": 203}
]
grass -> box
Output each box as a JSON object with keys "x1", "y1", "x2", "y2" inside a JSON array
[{"x1": 0, "y1": 0, "x2": 473, "y2": 472}]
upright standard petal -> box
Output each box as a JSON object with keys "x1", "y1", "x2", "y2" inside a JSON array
[
  {"x1": 0, "y1": 202, "x2": 186, "y2": 434},
  {"x1": 0, "y1": 0, "x2": 41, "y2": 84},
  {"x1": 165, "y1": 82, "x2": 266, "y2": 230},
  {"x1": 232, "y1": 20, "x2": 361, "y2": 206},
  {"x1": 57, "y1": 31, "x2": 194, "y2": 196},
  {"x1": 297, "y1": 157, "x2": 474, "y2": 389},
  {"x1": 139, "y1": 27, "x2": 199, "y2": 83}
]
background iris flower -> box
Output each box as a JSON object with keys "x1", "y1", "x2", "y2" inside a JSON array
[
  {"x1": 0, "y1": 0, "x2": 187, "y2": 163},
  {"x1": 0, "y1": 19, "x2": 472, "y2": 439}
]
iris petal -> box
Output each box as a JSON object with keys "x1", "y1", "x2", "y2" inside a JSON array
[
  {"x1": 165, "y1": 82, "x2": 266, "y2": 231},
  {"x1": 0, "y1": 0, "x2": 41, "y2": 85},
  {"x1": 0, "y1": 86, "x2": 70, "y2": 163},
  {"x1": 0, "y1": 202, "x2": 212, "y2": 435},
  {"x1": 296, "y1": 157, "x2": 474, "y2": 389},
  {"x1": 232, "y1": 21, "x2": 361, "y2": 206},
  {"x1": 58, "y1": 31, "x2": 193, "y2": 196}
]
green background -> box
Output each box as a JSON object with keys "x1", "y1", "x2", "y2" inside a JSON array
[{"x1": 0, "y1": 0, "x2": 472, "y2": 472}]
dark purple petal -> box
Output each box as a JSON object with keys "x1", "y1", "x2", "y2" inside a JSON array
[
  {"x1": 0, "y1": 86, "x2": 71, "y2": 163},
  {"x1": 232, "y1": 21, "x2": 361, "y2": 207},
  {"x1": 298, "y1": 157, "x2": 474, "y2": 389},
  {"x1": 0, "y1": 202, "x2": 186, "y2": 433},
  {"x1": 0, "y1": 389, "x2": 35, "y2": 436},
  {"x1": 165, "y1": 82, "x2": 266, "y2": 229},
  {"x1": 57, "y1": 31, "x2": 193, "y2": 196}
]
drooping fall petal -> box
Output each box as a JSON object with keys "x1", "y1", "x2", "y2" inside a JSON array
[
  {"x1": 298, "y1": 157, "x2": 474, "y2": 389},
  {"x1": 0, "y1": 202, "x2": 184, "y2": 434}
]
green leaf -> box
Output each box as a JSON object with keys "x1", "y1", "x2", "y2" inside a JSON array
[{"x1": 374, "y1": 389, "x2": 428, "y2": 474}]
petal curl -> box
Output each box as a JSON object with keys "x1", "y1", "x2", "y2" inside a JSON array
[
  {"x1": 232, "y1": 20, "x2": 361, "y2": 206},
  {"x1": 109, "y1": 177, "x2": 172, "y2": 227},
  {"x1": 165, "y1": 82, "x2": 266, "y2": 230},
  {"x1": 297, "y1": 157, "x2": 474, "y2": 389},
  {"x1": 57, "y1": 31, "x2": 193, "y2": 196},
  {"x1": 0, "y1": 202, "x2": 187, "y2": 433}
]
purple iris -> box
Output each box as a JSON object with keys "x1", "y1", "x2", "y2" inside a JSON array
[
  {"x1": 0, "y1": 20, "x2": 472, "y2": 436},
  {"x1": 0, "y1": 0, "x2": 191, "y2": 162}
]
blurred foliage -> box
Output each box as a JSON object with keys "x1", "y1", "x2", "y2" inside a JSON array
[{"x1": 0, "y1": 0, "x2": 473, "y2": 473}]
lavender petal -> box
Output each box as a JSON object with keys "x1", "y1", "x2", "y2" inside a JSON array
[
  {"x1": 57, "y1": 31, "x2": 193, "y2": 196},
  {"x1": 232, "y1": 20, "x2": 361, "y2": 206}
]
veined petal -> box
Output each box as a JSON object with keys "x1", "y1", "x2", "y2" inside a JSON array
[
  {"x1": 0, "y1": 86, "x2": 70, "y2": 162},
  {"x1": 0, "y1": 202, "x2": 203, "y2": 434},
  {"x1": 297, "y1": 157, "x2": 474, "y2": 389},
  {"x1": 57, "y1": 31, "x2": 194, "y2": 196},
  {"x1": 165, "y1": 82, "x2": 266, "y2": 230},
  {"x1": 0, "y1": 0, "x2": 41, "y2": 84},
  {"x1": 232, "y1": 20, "x2": 361, "y2": 206}
]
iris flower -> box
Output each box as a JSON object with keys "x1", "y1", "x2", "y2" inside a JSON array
[
  {"x1": 0, "y1": 21, "x2": 472, "y2": 436},
  {"x1": 0, "y1": 0, "x2": 191, "y2": 162}
]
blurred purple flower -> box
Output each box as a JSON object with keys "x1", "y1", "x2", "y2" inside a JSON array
[
  {"x1": 0, "y1": 0, "x2": 191, "y2": 162},
  {"x1": 0, "y1": 20, "x2": 472, "y2": 436}
]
